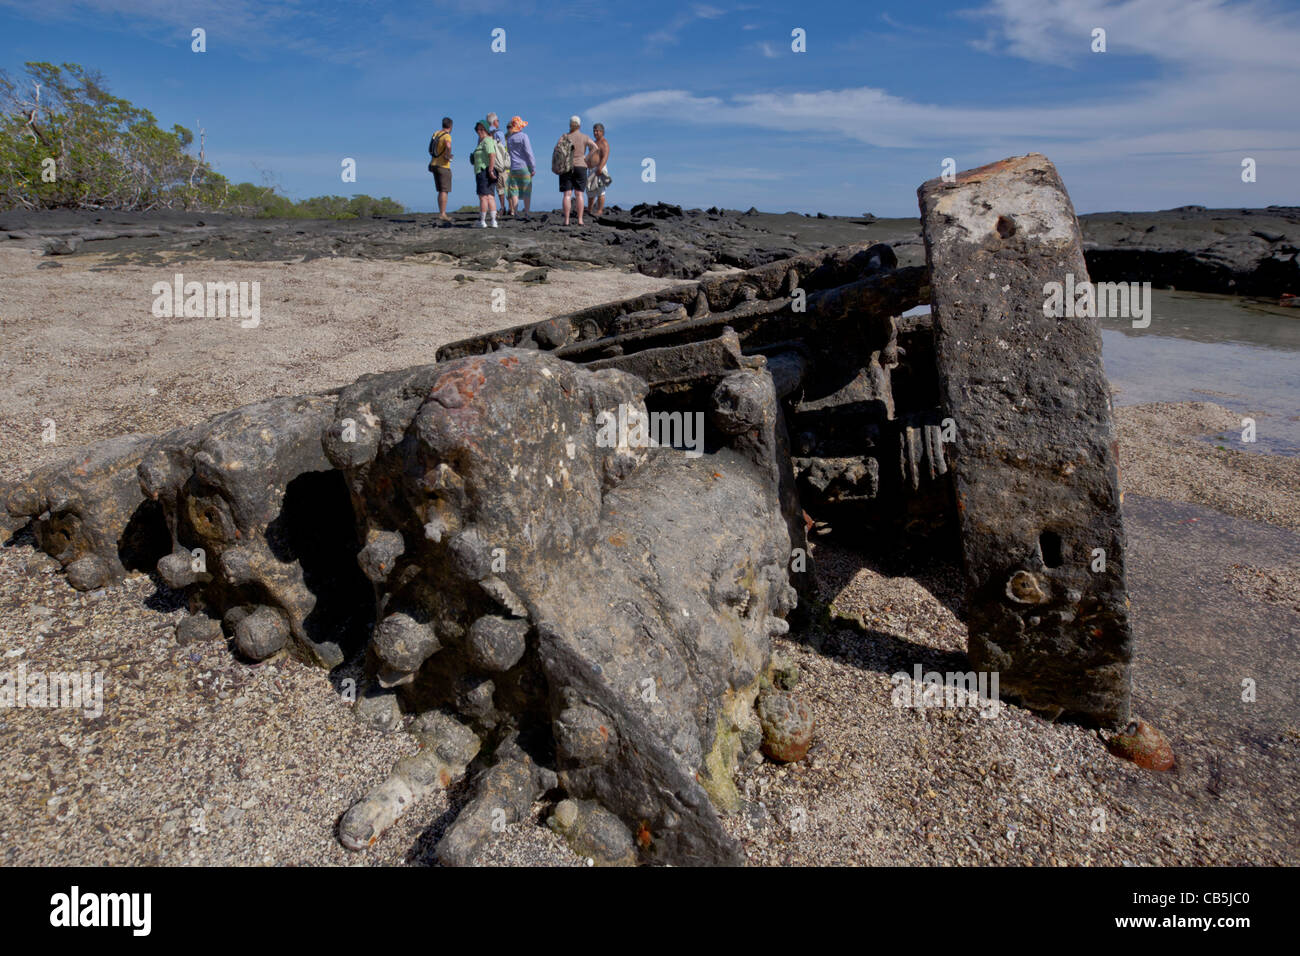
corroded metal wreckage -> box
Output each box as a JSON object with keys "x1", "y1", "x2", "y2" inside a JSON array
[{"x1": 5, "y1": 154, "x2": 1134, "y2": 864}]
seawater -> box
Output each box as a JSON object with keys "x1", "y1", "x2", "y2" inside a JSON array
[{"x1": 1100, "y1": 290, "x2": 1300, "y2": 456}]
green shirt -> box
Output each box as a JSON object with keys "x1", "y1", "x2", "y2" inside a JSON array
[{"x1": 472, "y1": 137, "x2": 495, "y2": 173}]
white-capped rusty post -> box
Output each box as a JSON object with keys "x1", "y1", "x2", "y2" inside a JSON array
[{"x1": 918, "y1": 153, "x2": 1133, "y2": 726}]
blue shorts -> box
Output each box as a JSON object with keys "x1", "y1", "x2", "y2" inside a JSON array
[{"x1": 475, "y1": 168, "x2": 495, "y2": 197}]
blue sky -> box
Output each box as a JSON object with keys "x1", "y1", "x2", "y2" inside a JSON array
[{"x1": 2, "y1": 0, "x2": 1297, "y2": 215}]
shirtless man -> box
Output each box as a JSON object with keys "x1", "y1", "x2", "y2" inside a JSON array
[{"x1": 586, "y1": 123, "x2": 611, "y2": 216}]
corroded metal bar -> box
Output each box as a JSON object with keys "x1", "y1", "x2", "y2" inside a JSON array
[
  {"x1": 584, "y1": 327, "x2": 765, "y2": 389},
  {"x1": 434, "y1": 243, "x2": 916, "y2": 362}
]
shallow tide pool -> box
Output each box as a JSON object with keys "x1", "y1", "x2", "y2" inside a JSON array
[{"x1": 1100, "y1": 290, "x2": 1300, "y2": 456}]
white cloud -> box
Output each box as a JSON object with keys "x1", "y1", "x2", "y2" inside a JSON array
[
  {"x1": 0, "y1": 0, "x2": 573, "y2": 62},
  {"x1": 0, "y1": 0, "x2": 366, "y2": 61},
  {"x1": 590, "y1": 0, "x2": 1300, "y2": 169},
  {"x1": 645, "y1": 3, "x2": 728, "y2": 51},
  {"x1": 971, "y1": 0, "x2": 1300, "y2": 71}
]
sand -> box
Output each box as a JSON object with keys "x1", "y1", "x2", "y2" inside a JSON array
[
  {"x1": 0, "y1": 246, "x2": 669, "y2": 482},
  {"x1": 1114, "y1": 402, "x2": 1300, "y2": 531},
  {"x1": 0, "y1": 246, "x2": 1295, "y2": 867}
]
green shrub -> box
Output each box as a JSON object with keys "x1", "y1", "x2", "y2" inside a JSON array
[{"x1": 0, "y1": 61, "x2": 404, "y2": 218}]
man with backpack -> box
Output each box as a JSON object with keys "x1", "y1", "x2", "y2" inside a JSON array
[
  {"x1": 428, "y1": 117, "x2": 453, "y2": 222},
  {"x1": 553, "y1": 116, "x2": 597, "y2": 226}
]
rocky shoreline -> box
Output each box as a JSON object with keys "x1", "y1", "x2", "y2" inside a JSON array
[{"x1": 3, "y1": 203, "x2": 1297, "y2": 294}]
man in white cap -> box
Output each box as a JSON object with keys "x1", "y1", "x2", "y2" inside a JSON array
[{"x1": 559, "y1": 115, "x2": 597, "y2": 226}]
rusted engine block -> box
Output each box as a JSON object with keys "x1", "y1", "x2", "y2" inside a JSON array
[
  {"x1": 321, "y1": 349, "x2": 799, "y2": 863},
  {"x1": 441, "y1": 154, "x2": 1135, "y2": 726},
  {"x1": 5, "y1": 154, "x2": 1135, "y2": 865},
  {"x1": 437, "y1": 241, "x2": 951, "y2": 543}
]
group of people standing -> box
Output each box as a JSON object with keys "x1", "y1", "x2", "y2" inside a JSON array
[{"x1": 428, "y1": 114, "x2": 610, "y2": 228}]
